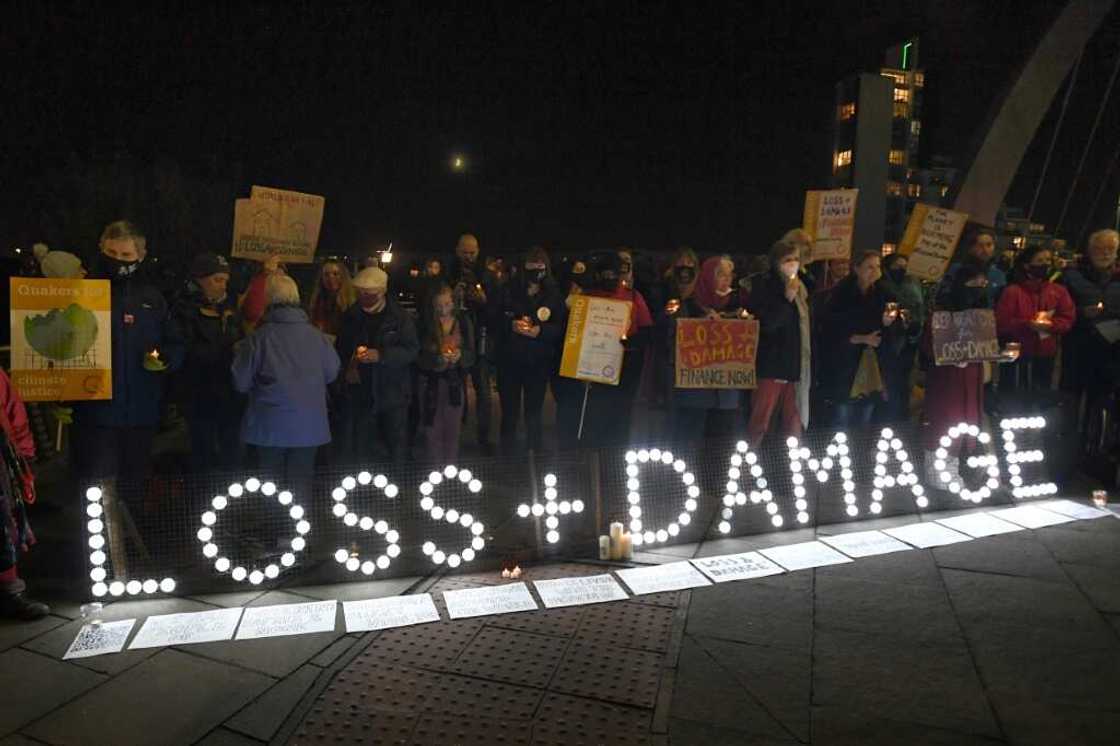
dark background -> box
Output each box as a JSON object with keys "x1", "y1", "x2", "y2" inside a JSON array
[{"x1": 2, "y1": 1, "x2": 1118, "y2": 266}]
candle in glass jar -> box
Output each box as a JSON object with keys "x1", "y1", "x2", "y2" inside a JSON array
[{"x1": 599, "y1": 535, "x2": 611, "y2": 560}]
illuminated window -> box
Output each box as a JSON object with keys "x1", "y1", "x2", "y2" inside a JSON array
[
  {"x1": 889, "y1": 150, "x2": 905, "y2": 165},
  {"x1": 838, "y1": 102, "x2": 856, "y2": 121},
  {"x1": 894, "y1": 87, "x2": 911, "y2": 103},
  {"x1": 881, "y1": 71, "x2": 906, "y2": 85},
  {"x1": 893, "y1": 101, "x2": 910, "y2": 118},
  {"x1": 882, "y1": 243, "x2": 897, "y2": 255},
  {"x1": 1012, "y1": 236, "x2": 1025, "y2": 249},
  {"x1": 911, "y1": 120, "x2": 921, "y2": 135},
  {"x1": 907, "y1": 183, "x2": 921, "y2": 198},
  {"x1": 914, "y1": 72, "x2": 925, "y2": 88},
  {"x1": 887, "y1": 181, "x2": 904, "y2": 197},
  {"x1": 835, "y1": 150, "x2": 852, "y2": 168}
]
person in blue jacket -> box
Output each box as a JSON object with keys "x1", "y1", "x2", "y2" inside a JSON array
[
  {"x1": 72, "y1": 220, "x2": 185, "y2": 505},
  {"x1": 231, "y1": 274, "x2": 340, "y2": 503}
]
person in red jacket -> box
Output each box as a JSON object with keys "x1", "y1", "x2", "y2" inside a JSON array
[
  {"x1": 995, "y1": 245, "x2": 1076, "y2": 392},
  {"x1": 0, "y1": 370, "x2": 49, "y2": 620}
]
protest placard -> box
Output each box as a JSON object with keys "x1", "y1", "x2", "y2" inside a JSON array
[
  {"x1": 674, "y1": 317, "x2": 758, "y2": 389},
  {"x1": 898, "y1": 203, "x2": 969, "y2": 282},
  {"x1": 231, "y1": 186, "x2": 325, "y2": 263},
  {"x1": 930, "y1": 309, "x2": 1002, "y2": 366},
  {"x1": 558, "y1": 295, "x2": 632, "y2": 385},
  {"x1": 803, "y1": 188, "x2": 858, "y2": 261},
  {"x1": 9, "y1": 278, "x2": 112, "y2": 401}
]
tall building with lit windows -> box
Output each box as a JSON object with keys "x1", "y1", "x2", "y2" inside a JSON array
[{"x1": 831, "y1": 39, "x2": 925, "y2": 254}]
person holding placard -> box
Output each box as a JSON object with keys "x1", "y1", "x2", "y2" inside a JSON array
[
  {"x1": 819, "y1": 250, "x2": 901, "y2": 428},
  {"x1": 995, "y1": 245, "x2": 1075, "y2": 393},
  {"x1": 666, "y1": 255, "x2": 746, "y2": 443},
  {"x1": 746, "y1": 241, "x2": 811, "y2": 446}
]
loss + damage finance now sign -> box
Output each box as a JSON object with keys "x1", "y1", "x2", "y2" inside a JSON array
[{"x1": 674, "y1": 318, "x2": 759, "y2": 389}]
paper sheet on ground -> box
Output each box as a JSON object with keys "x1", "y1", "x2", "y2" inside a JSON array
[
  {"x1": 690, "y1": 551, "x2": 785, "y2": 583},
  {"x1": 129, "y1": 607, "x2": 243, "y2": 650},
  {"x1": 989, "y1": 504, "x2": 1075, "y2": 529},
  {"x1": 63, "y1": 619, "x2": 136, "y2": 659},
  {"x1": 759, "y1": 541, "x2": 853, "y2": 570},
  {"x1": 235, "y1": 600, "x2": 337, "y2": 640},
  {"x1": 935, "y1": 512, "x2": 1023, "y2": 538},
  {"x1": 533, "y1": 574, "x2": 629, "y2": 608},
  {"x1": 818, "y1": 530, "x2": 913, "y2": 558},
  {"x1": 443, "y1": 582, "x2": 538, "y2": 620},
  {"x1": 614, "y1": 561, "x2": 711, "y2": 595},
  {"x1": 884, "y1": 522, "x2": 971, "y2": 548},
  {"x1": 1035, "y1": 499, "x2": 1113, "y2": 521},
  {"x1": 343, "y1": 594, "x2": 441, "y2": 632}
]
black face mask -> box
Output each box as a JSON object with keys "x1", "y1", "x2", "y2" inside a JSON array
[
  {"x1": 674, "y1": 266, "x2": 696, "y2": 284},
  {"x1": 955, "y1": 286, "x2": 989, "y2": 310},
  {"x1": 594, "y1": 271, "x2": 620, "y2": 293},
  {"x1": 95, "y1": 254, "x2": 139, "y2": 280},
  {"x1": 1025, "y1": 265, "x2": 1049, "y2": 281},
  {"x1": 525, "y1": 268, "x2": 547, "y2": 284},
  {"x1": 888, "y1": 268, "x2": 907, "y2": 284}
]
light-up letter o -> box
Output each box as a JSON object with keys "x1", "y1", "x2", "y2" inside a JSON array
[
  {"x1": 330, "y1": 471, "x2": 402, "y2": 575},
  {"x1": 198, "y1": 478, "x2": 309, "y2": 585},
  {"x1": 418, "y1": 466, "x2": 486, "y2": 568},
  {"x1": 623, "y1": 447, "x2": 701, "y2": 547}
]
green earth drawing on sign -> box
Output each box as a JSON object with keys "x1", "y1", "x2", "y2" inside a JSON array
[{"x1": 24, "y1": 303, "x2": 99, "y2": 361}]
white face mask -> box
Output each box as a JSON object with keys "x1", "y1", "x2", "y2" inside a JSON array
[{"x1": 715, "y1": 286, "x2": 733, "y2": 296}]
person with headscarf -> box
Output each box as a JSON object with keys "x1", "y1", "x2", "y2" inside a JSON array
[
  {"x1": 497, "y1": 247, "x2": 567, "y2": 455},
  {"x1": 995, "y1": 245, "x2": 1075, "y2": 393},
  {"x1": 665, "y1": 255, "x2": 746, "y2": 443}
]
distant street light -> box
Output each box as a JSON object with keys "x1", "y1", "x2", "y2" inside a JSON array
[{"x1": 451, "y1": 154, "x2": 467, "y2": 172}]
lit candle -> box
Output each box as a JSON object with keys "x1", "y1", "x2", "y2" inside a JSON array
[
  {"x1": 147, "y1": 348, "x2": 161, "y2": 361},
  {"x1": 609, "y1": 522, "x2": 623, "y2": 560},
  {"x1": 599, "y1": 535, "x2": 611, "y2": 560},
  {"x1": 501, "y1": 568, "x2": 511, "y2": 579},
  {"x1": 1092, "y1": 490, "x2": 1108, "y2": 509},
  {"x1": 619, "y1": 532, "x2": 633, "y2": 560},
  {"x1": 510, "y1": 566, "x2": 522, "y2": 579}
]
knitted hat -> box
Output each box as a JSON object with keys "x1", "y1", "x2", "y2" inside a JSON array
[{"x1": 353, "y1": 266, "x2": 388, "y2": 291}]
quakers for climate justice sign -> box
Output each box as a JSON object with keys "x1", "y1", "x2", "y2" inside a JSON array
[{"x1": 81, "y1": 418, "x2": 1060, "y2": 602}]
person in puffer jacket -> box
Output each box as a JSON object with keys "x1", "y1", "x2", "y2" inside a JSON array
[{"x1": 995, "y1": 245, "x2": 1075, "y2": 393}]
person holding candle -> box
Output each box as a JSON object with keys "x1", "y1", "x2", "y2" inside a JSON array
[
  {"x1": 497, "y1": 247, "x2": 567, "y2": 456},
  {"x1": 231, "y1": 275, "x2": 340, "y2": 500},
  {"x1": 995, "y1": 245, "x2": 1075, "y2": 393},
  {"x1": 651, "y1": 247, "x2": 699, "y2": 412},
  {"x1": 1060, "y1": 229, "x2": 1120, "y2": 402},
  {"x1": 335, "y1": 267, "x2": 419, "y2": 465},
  {"x1": 72, "y1": 220, "x2": 185, "y2": 506},
  {"x1": 416, "y1": 284, "x2": 475, "y2": 464},
  {"x1": 877, "y1": 252, "x2": 925, "y2": 423}
]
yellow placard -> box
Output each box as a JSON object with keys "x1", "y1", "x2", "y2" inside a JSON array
[
  {"x1": 559, "y1": 295, "x2": 632, "y2": 386},
  {"x1": 898, "y1": 204, "x2": 970, "y2": 282},
  {"x1": 231, "y1": 185, "x2": 326, "y2": 264},
  {"x1": 9, "y1": 278, "x2": 113, "y2": 401},
  {"x1": 804, "y1": 188, "x2": 858, "y2": 262}
]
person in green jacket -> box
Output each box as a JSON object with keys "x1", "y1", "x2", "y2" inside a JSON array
[{"x1": 878, "y1": 252, "x2": 926, "y2": 423}]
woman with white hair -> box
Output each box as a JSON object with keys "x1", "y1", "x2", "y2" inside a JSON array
[{"x1": 231, "y1": 275, "x2": 340, "y2": 500}]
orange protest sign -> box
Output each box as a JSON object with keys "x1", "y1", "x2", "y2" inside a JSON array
[
  {"x1": 804, "y1": 189, "x2": 858, "y2": 261},
  {"x1": 674, "y1": 318, "x2": 759, "y2": 389}
]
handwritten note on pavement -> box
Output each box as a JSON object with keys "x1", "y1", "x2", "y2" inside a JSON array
[
  {"x1": 533, "y1": 574, "x2": 630, "y2": 609},
  {"x1": 343, "y1": 594, "x2": 442, "y2": 632},
  {"x1": 443, "y1": 582, "x2": 539, "y2": 620},
  {"x1": 235, "y1": 600, "x2": 338, "y2": 640},
  {"x1": 129, "y1": 607, "x2": 243, "y2": 650},
  {"x1": 614, "y1": 562, "x2": 711, "y2": 596},
  {"x1": 690, "y1": 552, "x2": 785, "y2": 583}
]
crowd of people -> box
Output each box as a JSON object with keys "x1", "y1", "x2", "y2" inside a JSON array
[{"x1": 2, "y1": 219, "x2": 1118, "y2": 620}]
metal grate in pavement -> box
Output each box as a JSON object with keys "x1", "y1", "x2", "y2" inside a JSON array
[
  {"x1": 531, "y1": 692, "x2": 654, "y2": 746},
  {"x1": 575, "y1": 601, "x2": 675, "y2": 653},
  {"x1": 549, "y1": 638, "x2": 665, "y2": 708},
  {"x1": 448, "y1": 625, "x2": 568, "y2": 689}
]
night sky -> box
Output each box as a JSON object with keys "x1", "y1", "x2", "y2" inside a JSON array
[{"x1": 3, "y1": 1, "x2": 1118, "y2": 263}]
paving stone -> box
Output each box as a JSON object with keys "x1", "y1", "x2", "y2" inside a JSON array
[
  {"x1": 1107, "y1": 613, "x2": 1120, "y2": 639},
  {"x1": 532, "y1": 692, "x2": 653, "y2": 745},
  {"x1": 696, "y1": 528, "x2": 818, "y2": 556},
  {"x1": 0, "y1": 648, "x2": 106, "y2": 735},
  {"x1": 0, "y1": 734, "x2": 61, "y2": 746},
  {"x1": 931, "y1": 533, "x2": 1067, "y2": 581},
  {"x1": 668, "y1": 717, "x2": 796, "y2": 745},
  {"x1": 24, "y1": 649, "x2": 272, "y2": 746},
  {"x1": 810, "y1": 706, "x2": 1007, "y2": 746},
  {"x1": 1062, "y1": 562, "x2": 1120, "y2": 613},
  {"x1": 287, "y1": 575, "x2": 421, "y2": 602},
  {"x1": 225, "y1": 663, "x2": 321, "y2": 741},
  {"x1": 940, "y1": 569, "x2": 1116, "y2": 649},
  {"x1": 576, "y1": 602, "x2": 674, "y2": 653},
  {"x1": 484, "y1": 604, "x2": 586, "y2": 638},
  {"x1": 692, "y1": 636, "x2": 811, "y2": 742},
  {"x1": 183, "y1": 591, "x2": 343, "y2": 678},
  {"x1": 668, "y1": 636, "x2": 792, "y2": 740},
  {"x1": 813, "y1": 574, "x2": 962, "y2": 643},
  {"x1": 550, "y1": 638, "x2": 663, "y2": 709},
  {"x1": 410, "y1": 712, "x2": 532, "y2": 745},
  {"x1": 988, "y1": 693, "x2": 1120, "y2": 746},
  {"x1": 1034, "y1": 523, "x2": 1120, "y2": 570},
  {"x1": 309, "y1": 634, "x2": 357, "y2": 667},
  {"x1": 631, "y1": 551, "x2": 685, "y2": 565},
  {"x1": 197, "y1": 726, "x2": 267, "y2": 745},
  {"x1": 812, "y1": 628, "x2": 999, "y2": 738},
  {"x1": 814, "y1": 547, "x2": 944, "y2": 587},
  {"x1": 687, "y1": 578, "x2": 812, "y2": 650},
  {"x1": 361, "y1": 618, "x2": 483, "y2": 671},
  {"x1": 187, "y1": 589, "x2": 267, "y2": 608},
  {"x1": 0, "y1": 614, "x2": 68, "y2": 652},
  {"x1": 448, "y1": 625, "x2": 566, "y2": 688},
  {"x1": 635, "y1": 541, "x2": 700, "y2": 558}
]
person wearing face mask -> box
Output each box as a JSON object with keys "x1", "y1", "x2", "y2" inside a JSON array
[
  {"x1": 335, "y1": 267, "x2": 419, "y2": 465},
  {"x1": 877, "y1": 253, "x2": 925, "y2": 422},
  {"x1": 1060, "y1": 229, "x2": 1120, "y2": 403},
  {"x1": 170, "y1": 253, "x2": 245, "y2": 472},
  {"x1": 746, "y1": 241, "x2": 812, "y2": 446},
  {"x1": 665, "y1": 255, "x2": 747, "y2": 443},
  {"x1": 920, "y1": 265, "x2": 993, "y2": 483},
  {"x1": 995, "y1": 246, "x2": 1075, "y2": 393},
  {"x1": 72, "y1": 221, "x2": 185, "y2": 506},
  {"x1": 416, "y1": 284, "x2": 476, "y2": 463},
  {"x1": 819, "y1": 250, "x2": 901, "y2": 428},
  {"x1": 497, "y1": 247, "x2": 567, "y2": 455},
  {"x1": 652, "y1": 247, "x2": 700, "y2": 412},
  {"x1": 448, "y1": 233, "x2": 500, "y2": 454}
]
